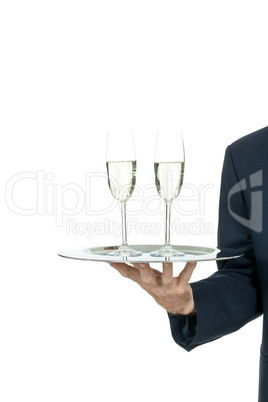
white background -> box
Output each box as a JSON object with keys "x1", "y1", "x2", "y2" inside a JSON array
[{"x1": 1, "y1": 1, "x2": 267, "y2": 401}]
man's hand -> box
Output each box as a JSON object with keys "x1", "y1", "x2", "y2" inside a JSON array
[{"x1": 108, "y1": 261, "x2": 197, "y2": 316}]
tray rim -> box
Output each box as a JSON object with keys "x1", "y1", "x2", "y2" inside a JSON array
[{"x1": 58, "y1": 244, "x2": 244, "y2": 263}]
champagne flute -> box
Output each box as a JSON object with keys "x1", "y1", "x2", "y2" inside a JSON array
[
  {"x1": 150, "y1": 131, "x2": 185, "y2": 257},
  {"x1": 106, "y1": 132, "x2": 142, "y2": 257}
]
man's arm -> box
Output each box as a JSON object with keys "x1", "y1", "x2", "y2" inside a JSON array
[{"x1": 169, "y1": 145, "x2": 263, "y2": 351}]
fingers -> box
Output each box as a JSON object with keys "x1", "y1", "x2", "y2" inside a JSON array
[
  {"x1": 109, "y1": 262, "x2": 160, "y2": 288},
  {"x1": 161, "y1": 263, "x2": 173, "y2": 285},
  {"x1": 176, "y1": 262, "x2": 197, "y2": 287},
  {"x1": 151, "y1": 268, "x2": 162, "y2": 276},
  {"x1": 109, "y1": 261, "x2": 197, "y2": 293},
  {"x1": 109, "y1": 262, "x2": 140, "y2": 283},
  {"x1": 132, "y1": 263, "x2": 158, "y2": 286}
]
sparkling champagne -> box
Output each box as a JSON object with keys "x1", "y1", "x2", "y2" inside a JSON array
[
  {"x1": 106, "y1": 160, "x2": 137, "y2": 202},
  {"x1": 154, "y1": 161, "x2": 184, "y2": 202}
]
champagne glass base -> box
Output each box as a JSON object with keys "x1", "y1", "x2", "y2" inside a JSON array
[
  {"x1": 150, "y1": 245, "x2": 185, "y2": 257},
  {"x1": 108, "y1": 245, "x2": 142, "y2": 257}
]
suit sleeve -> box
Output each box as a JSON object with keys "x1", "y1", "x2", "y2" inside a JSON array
[{"x1": 168, "y1": 145, "x2": 263, "y2": 351}]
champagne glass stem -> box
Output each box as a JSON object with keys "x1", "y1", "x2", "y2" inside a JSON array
[
  {"x1": 121, "y1": 202, "x2": 128, "y2": 246},
  {"x1": 164, "y1": 201, "x2": 171, "y2": 246}
]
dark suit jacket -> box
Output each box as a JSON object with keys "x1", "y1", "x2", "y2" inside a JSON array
[{"x1": 168, "y1": 126, "x2": 268, "y2": 401}]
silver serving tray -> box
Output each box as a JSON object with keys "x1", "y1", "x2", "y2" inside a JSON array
[{"x1": 58, "y1": 244, "x2": 243, "y2": 263}]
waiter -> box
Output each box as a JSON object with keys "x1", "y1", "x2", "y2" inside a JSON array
[{"x1": 109, "y1": 126, "x2": 267, "y2": 401}]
